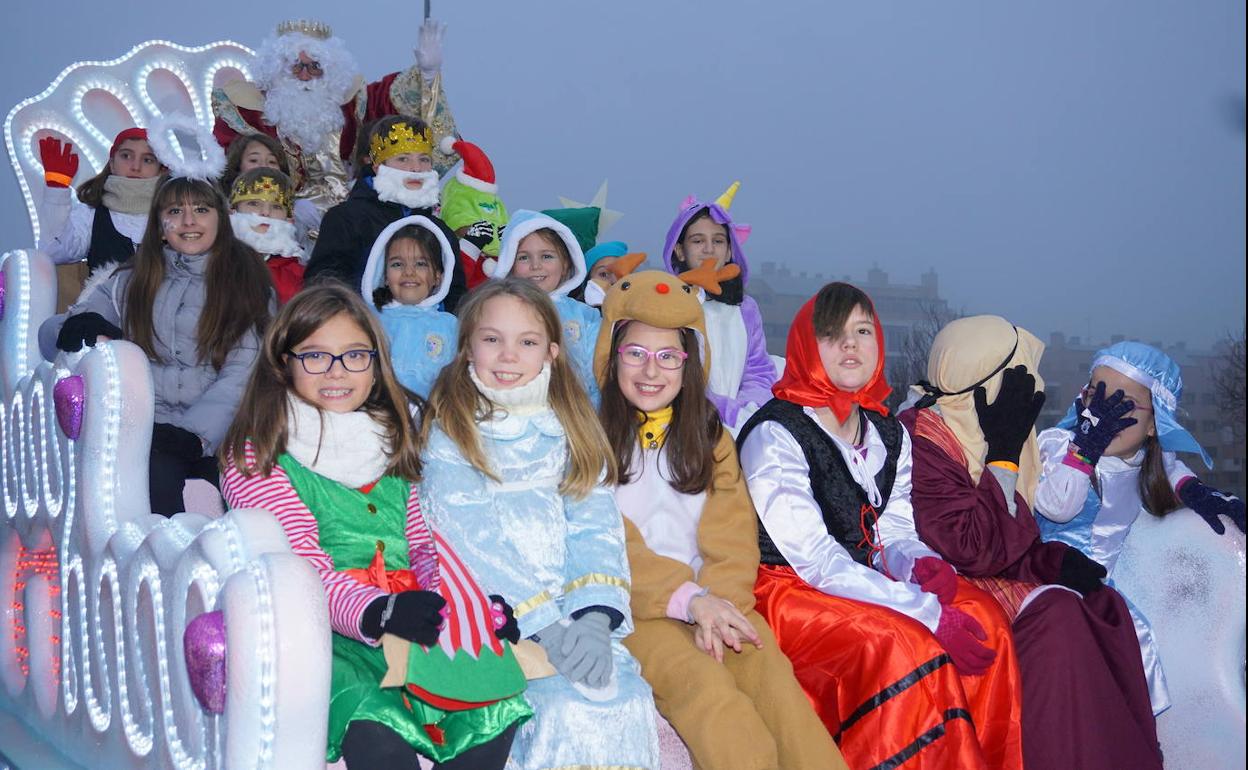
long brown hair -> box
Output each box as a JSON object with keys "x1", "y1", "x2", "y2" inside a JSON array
[
  {"x1": 1139, "y1": 434, "x2": 1182, "y2": 516},
  {"x1": 222, "y1": 282, "x2": 426, "y2": 480},
  {"x1": 599, "y1": 321, "x2": 722, "y2": 493},
  {"x1": 425, "y1": 278, "x2": 616, "y2": 498},
  {"x1": 123, "y1": 176, "x2": 272, "y2": 370}
]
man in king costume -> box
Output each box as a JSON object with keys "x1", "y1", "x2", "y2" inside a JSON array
[{"x1": 212, "y1": 18, "x2": 459, "y2": 228}]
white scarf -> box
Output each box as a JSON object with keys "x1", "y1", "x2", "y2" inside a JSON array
[
  {"x1": 373, "y1": 165, "x2": 441, "y2": 209},
  {"x1": 230, "y1": 212, "x2": 305, "y2": 260},
  {"x1": 285, "y1": 395, "x2": 391, "y2": 487},
  {"x1": 469, "y1": 362, "x2": 552, "y2": 417}
]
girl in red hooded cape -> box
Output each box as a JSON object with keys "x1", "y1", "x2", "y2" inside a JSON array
[{"x1": 736, "y1": 283, "x2": 1023, "y2": 770}]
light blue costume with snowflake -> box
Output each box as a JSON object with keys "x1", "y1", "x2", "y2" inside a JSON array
[
  {"x1": 493, "y1": 209, "x2": 601, "y2": 406},
  {"x1": 419, "y1": 366, "x2": 659, "y2": 769},
  {"x1": 1033, "y1": 341, "x2": 1213, "y2": 715},
  {"x1": 361, "y1": 215, "x2": 458, "y2": 398}
]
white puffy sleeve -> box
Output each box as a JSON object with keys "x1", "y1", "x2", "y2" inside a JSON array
[
  {"x1": 740, "y1": 420, "x2": 942, "y2": 632},
  {"x1": 1034, "y1": 427, "x2": 1092, "y2": 524}
]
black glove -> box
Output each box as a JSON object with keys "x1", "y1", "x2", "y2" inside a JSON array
[
  {"x1": 974, "y1": 365, "x2": 1046, "y2": 465},
  {"x1": 462, "y1": 220, "x2": 495, "y2": 251},
  {"x1": 1178, "y1": 478, "x2": 1246, "y2": 536},
  {"x1": 361, "y1": 590, "x2": 447, "y2": 646},
  {"x1": 56, "y1": 312, "x2": 123, "y2": 352},
  {"x1": 151, "y1": 423, "x2": 205, "y2": 461},
  {"x1": 1056, "y1": 548, "x2": 1107, "y2": 596},
  {"x1": 1069, "y1": 381, "x2": 1138, "y2": 466},
  {"x1": 489, "y1": 594, "x2": 520, "y2": 644}
]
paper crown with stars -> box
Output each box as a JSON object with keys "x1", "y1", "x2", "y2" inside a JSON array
[
  {"x1": 369, "y1": 121, "x2": 433, "y2": 166},
  {"x1": 229, "y1": 169, "x2": 294, "y2": 212}
]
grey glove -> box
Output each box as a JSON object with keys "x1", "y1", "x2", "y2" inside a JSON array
[
  {"x1": 532, "y1": 621, "x2": 570, "y2": 670},
  {"x1": 558, "y1": 612, "x2": 613, "y2": 687}
]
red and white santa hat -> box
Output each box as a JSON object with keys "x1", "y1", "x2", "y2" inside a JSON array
[{"x1": 438, "y1": 136, "x2": 497, "y2": 194}]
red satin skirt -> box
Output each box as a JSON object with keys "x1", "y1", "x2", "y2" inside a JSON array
[{"x1": 755, "y1": 565, "x2": 1023, "y2": 770}]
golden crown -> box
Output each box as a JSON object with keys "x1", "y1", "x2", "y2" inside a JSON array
[
  {"x1": 230, "y1": 173, "x2": 293, "y2": 212},
  {"x1": 275, "y1": 19, "x2": 332, "y2": 39},
  {"x1": 369, "y1": 122, "x2": 433, "y2": 166}
]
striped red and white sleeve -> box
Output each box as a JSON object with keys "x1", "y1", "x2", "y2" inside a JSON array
[{"x1": 221, "y1": 445, "x2": 387, "y2": 645}]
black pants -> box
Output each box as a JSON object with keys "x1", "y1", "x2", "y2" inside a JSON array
[
  {"x1": 149, "y1": 448, "x2": 220, "y2": 517},
  {"x1": 341, "y1": 720, "x2": 518, "y2": 770}
]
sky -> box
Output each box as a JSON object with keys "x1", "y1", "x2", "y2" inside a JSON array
[{"x1": 0, "y1": 0, "x2": 1243, "y2": 348}]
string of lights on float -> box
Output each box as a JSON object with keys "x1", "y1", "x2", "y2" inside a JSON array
[{"x1": 3, "y1": 40, "x2": 253, "y2": 244}]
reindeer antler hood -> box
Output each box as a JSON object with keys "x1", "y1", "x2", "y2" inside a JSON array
[{"x1": 593, "y1": 270, "x2": 711, "y2": 386}]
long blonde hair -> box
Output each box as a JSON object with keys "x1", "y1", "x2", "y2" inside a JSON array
[{"x1": 426, "y1": 278, "x2": 616, "y2": 498}]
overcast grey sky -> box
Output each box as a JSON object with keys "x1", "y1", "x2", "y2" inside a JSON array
[{"x1": 1, "y1": 0, "x2": 1243, "y2": 347}]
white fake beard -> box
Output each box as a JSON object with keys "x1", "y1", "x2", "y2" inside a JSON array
[
  {"x1": 230, "y1": 212, "x2": 304, "y2": 259},
  {"x1": 373, "y1": 166, "x2": 441, "y2": 210},
  {"x1": 263, "y1": 74, "x2": 347, "y2": 152}
]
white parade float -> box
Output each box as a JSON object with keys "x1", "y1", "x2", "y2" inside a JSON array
[{"x1": 0, "y1": 34, "x2": 1238, "y2": 770}]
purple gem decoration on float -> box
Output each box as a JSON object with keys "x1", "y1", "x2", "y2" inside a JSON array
[
  {"x1": 184, "y1": 610, "x2": 227, "y2": 714},
  {"x1": 53, "y1": 375, "x2": 86, "y2": 440}
]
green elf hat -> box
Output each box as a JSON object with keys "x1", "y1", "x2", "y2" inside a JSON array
[{"x1": 540, "y1": 206, "x2": 600, "y2": 255}]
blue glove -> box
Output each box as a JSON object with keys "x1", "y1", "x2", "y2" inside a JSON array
[
  {"x1": 1179, "y1": 478, "x2": 1246, "y2": 535},
  {"x1": 558, "y1": 612, "x2": 614, "y2": 687},
  {"x1": 1070, "y1": 381, "x2": 1137, "y2": 466}
]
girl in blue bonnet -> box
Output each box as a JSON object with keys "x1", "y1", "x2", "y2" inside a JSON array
[
  {"x1": 1034, "y1": 340, "x2": 1245, "y2": 716},
  {"x1": 360, "y1": 215, "x2": 457, "y2": 397}
]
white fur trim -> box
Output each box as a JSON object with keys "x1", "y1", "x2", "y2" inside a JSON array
[
  {"x1": 492, "y1": 211, "x2": 587, "y2": 298},
  {"x1": 438, "y1": 135, "x2": 458, "y2": 155},
  {"x1": 460, "y1": 239, "x2": 482, "y2": 260},
  {"x1": 481, "y1": 257, "x2": 498, "y2": 276},
  {"x1": 454, "y1": 169, "x2": 498, "y2": 195},
  {"x1": 148, "y1": 113, "x2": 226, "y2": 181},
  {"x1": 361, "y1": 214, "x2": 455, "y2": 309},
  {"x1": 75, "y1": 261, "x2": 123, "y2": 306}
]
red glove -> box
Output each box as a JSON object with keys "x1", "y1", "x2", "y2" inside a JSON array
[
  {"x1": 934, "y1": 606, "x2": 995, "y2": 675},
  {"x1": 39, "y1": 137, "x2": 79, "y2": 188},
  {"x1": 911, "y1": 556, "x2": 958, "y2": 605}
]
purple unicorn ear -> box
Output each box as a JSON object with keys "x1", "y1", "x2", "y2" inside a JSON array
[
  {"x1": 733, "y1": 223, "x2": 753, "y2": 244},
  {"x1": 678, "y1": 194, "x2": 698, "y2": 211}
]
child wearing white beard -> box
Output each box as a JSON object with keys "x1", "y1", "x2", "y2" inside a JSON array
[
  {"x1": 306, "y1": 115, "x2": 468, "y2": 312},
  {"x1": 229, "y1": 167, "x2": 306, "y2": 305}
]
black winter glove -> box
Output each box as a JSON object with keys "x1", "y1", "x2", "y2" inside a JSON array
[
  {"x1": 1069, "y1": 381, "x2": 1138, "y2": 466},
  {"x1": 974, "y1": 365, "x2": 1046, "y2": 465},
  {"x1": 489, "y1": 594, "x2": 521, "y2": 644},
  {"x1": 1178, "y1": 478, "x2": 1246, "y2": 536},
  {"x1": 1057, "y1": 548, "x2": 1107, "y2": 596},
  {"x1": 361, "y1": 590, "x2": 447, "y2": 646},
  {"x1": 151, "y1": 423, "x2": 205, "y2": 461},
  {"x1": 56, "y1": 312, "x2": 123, "y2": 352},
  {"x1": 462, "y1": 220, "x2": 495, "y2": 251}
]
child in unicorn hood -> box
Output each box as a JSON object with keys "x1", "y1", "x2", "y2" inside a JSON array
[
  {"x1": 493, "y1": 209, "x2": 601, "y2": 405},
  {"x1": 662, "y1": 182, "x2": 777, "y2": 431},
  {"x1": 361, "y1": 214, "x2": 458, "y2": 398}
]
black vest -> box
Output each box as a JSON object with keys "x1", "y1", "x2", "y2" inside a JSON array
[
  {"x1": 86, "y1": 206, "x2": 137, "y2": 272},
  {"x1": 737, "y1": 398, "x2": 903, "y2": 567}
]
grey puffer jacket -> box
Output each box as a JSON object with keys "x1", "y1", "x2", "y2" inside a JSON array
[{"x1": 39, "y1": 247, "x2": 267, "y2": 452}]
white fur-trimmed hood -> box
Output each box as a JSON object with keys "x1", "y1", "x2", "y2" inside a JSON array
[
  {"x1": 491, "y1": 209, "x2": 586, "y2": 298},
  {"x1": 361, "y1": 215, "x2": 456, "y2": 309}
]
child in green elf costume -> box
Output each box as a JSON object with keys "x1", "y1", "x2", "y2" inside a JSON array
[{"x1": 221, "y1": 284, "x2": 531, "y2": 769}]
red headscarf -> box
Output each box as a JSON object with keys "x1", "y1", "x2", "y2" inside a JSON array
[
  {"x1": 109, "y1": 127, "x2": 148, "y2": 157},
  {"x1": 772, "y1": 293, "x2": 892, "y2": 422}
]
